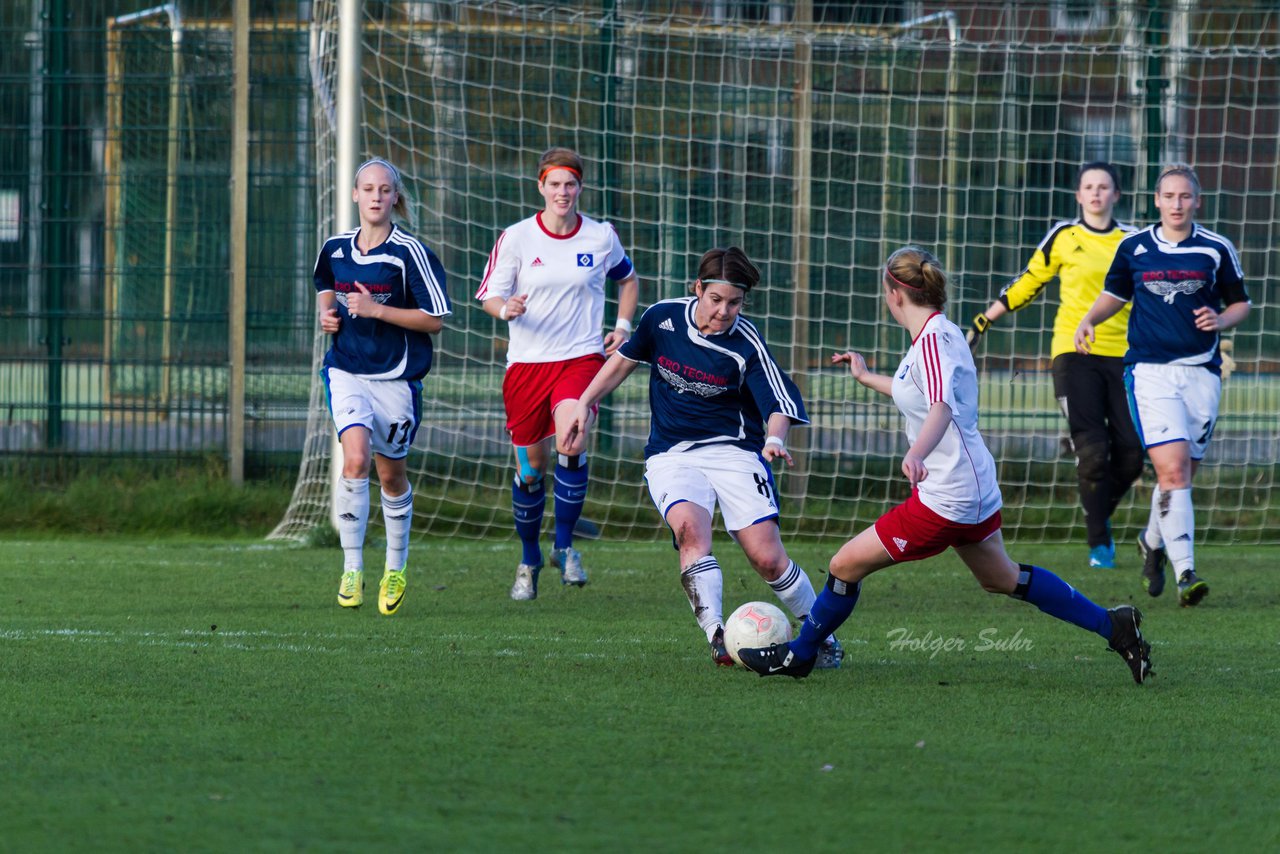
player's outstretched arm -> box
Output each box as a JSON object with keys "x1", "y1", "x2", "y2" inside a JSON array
[
  {"x1": 966, "y1": 300, "x2": 1008, "y2": 351},
  {"x1": 832, "y1": 351, "x2": 893, "y2": 397}
]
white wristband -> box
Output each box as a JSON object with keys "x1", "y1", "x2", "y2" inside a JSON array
[
  {"x1": 614, "y1": 317, "x2": 633, "y2": 335},
  {"x1": 764, "y1": 436, "x2": 786, "y2": 452},
  {"x1": 499, "y1": 304, "x2": 509, "y2": 320}
]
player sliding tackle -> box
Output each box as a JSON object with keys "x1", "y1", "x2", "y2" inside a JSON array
[
  {"x1": 562, "y1": 246, "x2": 843, "y2": 668},
  {"x1": 737, "y1": 246, "x2": 1153, "y2": 684}
]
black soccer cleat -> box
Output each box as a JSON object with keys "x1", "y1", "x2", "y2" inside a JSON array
[
  {"x1": 1137, "y1": 536, "x2": 1167, "y2": 598},
  {"x1": 1107, "y1": 605, "x2": 1153, "y2": 685},
  {"x1": 737, "y1": 642, "x2": 817, "y2": 679},
  {"x1": 1177, "y1": 570, "x2": 1209, "y2": 608},
  {"x1": 709, "y1": 626, "x2": 734, "y2": 667}
]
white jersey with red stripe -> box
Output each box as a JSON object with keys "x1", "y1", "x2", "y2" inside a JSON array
[
  {"x1": 475, "y1": 211, "x2": 634, "y2": 366},
  {"x1": 890, "y1": 312, "x2": 1002, "y2": 524}
]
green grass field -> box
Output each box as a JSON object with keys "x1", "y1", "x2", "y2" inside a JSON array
[{"x1": 3, "y1": 536, "x2": 1278, "y2": 851}]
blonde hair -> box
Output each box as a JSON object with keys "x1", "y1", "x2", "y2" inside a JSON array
[
  {"x1": 884, "y1": 246, "x2": 947, "y2": 310},
  {"x1": 1156, "y1": 163, "x2": 1201, "y2": 197},
  {"x1": 354, "y1": 157, "x2": 411, "y2": 224}
]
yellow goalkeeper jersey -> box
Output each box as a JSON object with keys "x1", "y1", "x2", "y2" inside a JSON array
[{"x1": 1001, "y1": 218, "x2": 1136, "y2": 358}]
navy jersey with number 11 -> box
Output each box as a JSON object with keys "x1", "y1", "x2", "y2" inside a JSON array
[{"x1": 618, "y1": 297, "x2": 808, "y2": 457}]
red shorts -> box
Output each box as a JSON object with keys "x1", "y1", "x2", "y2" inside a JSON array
[
  {"x1": 874, "y1": 490, "x2": 1002, "y2": 563},
  {"x1": 503, "y1": 354, "x2": 605, "y2": 446}
]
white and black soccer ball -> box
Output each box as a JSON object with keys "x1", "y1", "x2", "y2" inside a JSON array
[{"x1": 724, "y1": 601, "x2": 792, "y2": 666}]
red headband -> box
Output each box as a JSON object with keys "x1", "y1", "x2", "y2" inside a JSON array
[
  {"x1": 885, "y1": 267, "x2": 924, "y2": 291},
  {"x1": 539, "y1": 165, "x2": 582, "y2": 183}
]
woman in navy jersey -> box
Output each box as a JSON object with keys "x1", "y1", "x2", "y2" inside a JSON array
[
  {"x1": 314, "y1": 157, "x2": 451, "y2": 616},
  {"x1": 736, "y1": 246, "x2": 1151, "y2": 685},
  {"x1": 562, "y1": 246, "x2": 843, "y2": 669},
  {"x1": 1076, "y1": 164, "x2": 1251, "y2": 607},
  {"x1": 476, "y1": 147, "x2": 640, "y2": 601}
]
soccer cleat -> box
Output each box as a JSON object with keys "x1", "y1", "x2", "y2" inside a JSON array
[
  {"x1": 1107, "y1": 605, "x2": 1153, "y2": 685},
  {"x1": 1177, "y1": 570, "x2": 1209, "y2": 608},
  {"x1": 338, "y1": 570, "x2": 364, "y2": 608},
  {"x1": 737, "y1": 642, "x2": 817, "y2": 679},
  {"x1": 709, "y1": 626, "x2": 734, "y2": 667},
  {"x1": 1138, "y1": 536, "x2": 1167, "y2": 597},
  {"x1": 1088, "y1": 541, "x2": 1117, "y2": 569},
  {"x1": 815, "y1": 635, "x2": 845, "y2": 670},
  {"x1": 551, "y1": 547, "x2": 588, "y2": 587},
  {"x1": 379, "y1": 569, "x2": 406, "y2": 615},
  {"x1": 510, "y1": 563, "x2": 541, "y2": 601}
]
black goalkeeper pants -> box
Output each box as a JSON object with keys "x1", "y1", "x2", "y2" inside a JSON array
[{"x1": 1051, "y1": 352, "x2": 1145, "y2": 549}]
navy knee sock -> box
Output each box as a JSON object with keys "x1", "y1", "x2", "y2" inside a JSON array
[
  {"x1": 1011, "y1": 564, "x2": 1111, "y2": 639},
  {"x1": 791, "y1": 574, "x2": 861, "y2": 659},
  {"x1": 553, "y1": 453, "x2": 588, "y2": 551},
  {"x1": 512, "y1": 476, "x2": 545, "y2": 567}
]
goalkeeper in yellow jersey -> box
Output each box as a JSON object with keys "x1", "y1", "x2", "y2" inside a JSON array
[{"x1": 967, "y1": 162, "x2": 1140, "y2": 569}]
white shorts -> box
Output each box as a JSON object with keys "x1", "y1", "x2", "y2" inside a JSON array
[
  {"x1": 644, "y1": 444, "x2": 780, "y2": 532},
  {"x1": 322, "y1": 366, "x2": 422, "y2": 460},
  {"x1": 1125, "y1": 362, "x2": 1221, "y2": 460}
]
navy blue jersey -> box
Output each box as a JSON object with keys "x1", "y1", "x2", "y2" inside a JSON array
[
  {"x1": 619, "y1": 297, "x2": 808, "y2": 457},
  {"x1": 314, "y1": 224, "x2": 451, "y2": 381},
  {"x1": 1103, "y1": 223, "x2": 1248, "y2": 372}
]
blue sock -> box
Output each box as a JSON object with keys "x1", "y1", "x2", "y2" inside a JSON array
[
  {"x1": 1011, "y1": 564, "x2": 1112, "y2": 639},
  {"x1": 553, "y1": 453, "x2": 588, "y2": 550},
  {"x1": 512, "y1": 476, "x2": 545, "y2": 567},
  {"x1": 791, "y1": 574, "x2": 861, "y2": 659}
]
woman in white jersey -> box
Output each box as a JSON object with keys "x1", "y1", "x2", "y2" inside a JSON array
[
  {"x1": 561, "y1": 246, "x2": 842, "y2": 669},
  {"x1": 315, "y1": 158, "x2": 452, "y2": 616},
  {"x1": 476, "y1": 147, "x2": 640, "y2": 601},
  {"x1": 737, "y1": 247, "x2": 1152, "y2": 685}
]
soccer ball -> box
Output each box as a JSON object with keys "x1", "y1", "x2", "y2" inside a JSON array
[{"x1": 724, "y1": 601, "x2": 792, "y2": 666}]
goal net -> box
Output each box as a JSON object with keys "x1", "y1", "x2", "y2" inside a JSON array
[{"x1": 272, "y1": 1, "x2": 1280, "y2": 546}]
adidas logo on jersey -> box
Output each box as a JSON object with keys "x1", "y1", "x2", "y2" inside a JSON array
[
  {"x1": 531, "y1": 257, "x2": 544, "y2": 267},
  {"x1": 332, "y1": 248, "x2": 345, "y2": 259},
  {"x1": 659, "y1": 318, "x2": 675, "y2": 332},
  {"x1": 893, "y1": 536, "x2": 909, "y2": 552},
  {"x1": 1134, "y1": 244, "x2": 1147, "y2": 255}
]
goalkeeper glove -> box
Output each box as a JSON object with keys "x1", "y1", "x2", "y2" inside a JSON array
[
  {"x1": 1220, "y1": 338, "x2": 1237, "y2": 382},
  {"x1": 966, "y1": 314, "x2": 992, "y2": 350}
]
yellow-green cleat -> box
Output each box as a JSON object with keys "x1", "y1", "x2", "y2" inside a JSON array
[
  {"x1": 1177, "y1": 570, "x2": 1209, "y2": 608},
  {"x1": 338, "y1": 570, "x2": 364, "y2": 608},
  {"x1": 379, "y1": 568, "x2": 407, "y2": 615}
]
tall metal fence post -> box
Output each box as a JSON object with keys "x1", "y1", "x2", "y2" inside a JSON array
[{"x1": 229, "y1": 0, "x2": 250, "y2": 484}]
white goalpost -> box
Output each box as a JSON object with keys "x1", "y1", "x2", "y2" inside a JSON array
[{"x1": 271, "y1": 0, "x2": 1280, "y2": 547}]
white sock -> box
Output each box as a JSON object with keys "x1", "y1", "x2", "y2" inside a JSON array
[
  {"x1": 1144, "y1": 487, "x2": 1164, "y2": 549},
  {"x1": 768, "y1": 561, "x2": 836, "y2": 645},
  {"x1": 336, "y1": 476, "x2": 369, "y2": 572},
  {"x1": 381, "y1": 486, "x2": 413, "y2": 571},
  {"x1": 768, "y1": 560, "x2": 816, "y2": 619},
  {"x1": 1159, "y1": 487, "x2": 1195, "y2": 578},
  {"x1": 680, "y1": 555, "x2": 724, "y2": 641}
]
